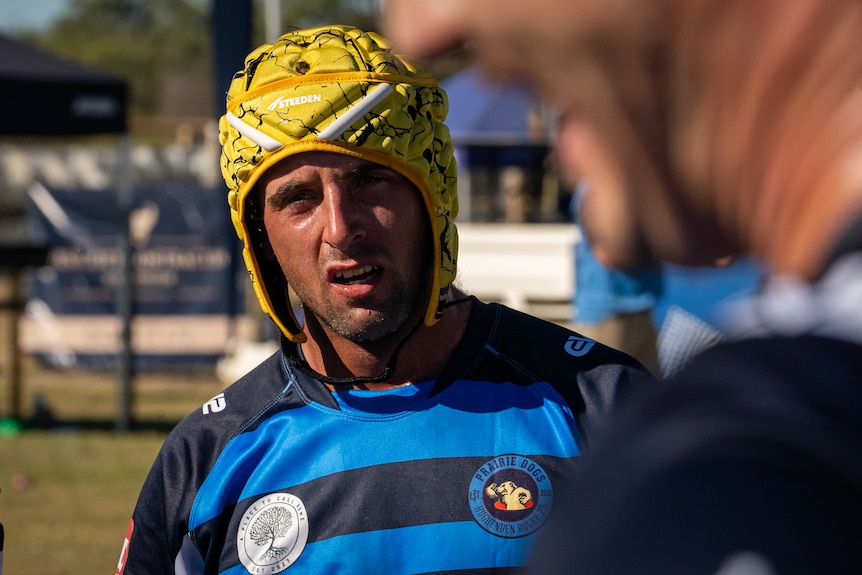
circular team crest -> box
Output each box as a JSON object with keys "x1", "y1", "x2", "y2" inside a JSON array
[
  {"x1": 237, "y1": 492, "x2": 309, "y2": 573},
  {"x1": 469, "y1": 455, "x2": 553, "y2": 538}
]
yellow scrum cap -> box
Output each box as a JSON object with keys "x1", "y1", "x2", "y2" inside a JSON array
[{"x1": 219, "y1": 25, "x2": 459, "y2": 343}]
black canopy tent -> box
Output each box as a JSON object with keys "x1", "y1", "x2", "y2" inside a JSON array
[
  {"x1": 0, "y1": 35, "x2": 134, "y2": 430},
  {"x1": 0, "y1": 35, "x2": 127, "y2": 135}
]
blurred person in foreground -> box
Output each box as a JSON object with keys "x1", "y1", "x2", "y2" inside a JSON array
[
  {"x1": 115, "y1": 25, "x2": 652, "y2": 574},
  {"x1": 383, "y1": 0, "x2": 862, "y2": 573}
]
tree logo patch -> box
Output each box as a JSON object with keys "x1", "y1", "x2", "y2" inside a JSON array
[{"x1": 237, "y1": 492, "x2": 309, "y2": 573}]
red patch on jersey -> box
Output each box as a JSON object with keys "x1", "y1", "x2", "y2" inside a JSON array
[{"x1": 115, "y1": 518, "x2": 134, "y2": 575}]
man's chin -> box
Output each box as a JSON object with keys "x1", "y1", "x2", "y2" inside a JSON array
[{"x1": 321, "y1": 309, "x2": 411, "y2": 344}]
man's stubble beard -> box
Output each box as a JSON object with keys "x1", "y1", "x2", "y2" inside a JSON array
[{"x1": 301, "y1": 263, "x2": 434, "y2": 344}]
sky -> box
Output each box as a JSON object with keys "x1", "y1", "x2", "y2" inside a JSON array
[{"x1": 0, "y1": 0, "x2": 70, "y2": 33}]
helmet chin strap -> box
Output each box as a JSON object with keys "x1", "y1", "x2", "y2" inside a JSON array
[
  {"x1": 286, "y1": 315, "x2": 425, "y2": 387},
  {"x1": 285, "y1": 296, "x2": 472, "y2": 388}
]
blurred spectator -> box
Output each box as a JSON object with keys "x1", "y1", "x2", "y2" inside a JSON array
[
  {"x1": 572, "y1": 183, "x2": 662, "y2": 374},
  {"x1": 653, "y1": 258, "x2": 765, "y2": 377}
]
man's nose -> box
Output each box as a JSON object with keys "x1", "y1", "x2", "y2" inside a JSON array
[{"x1": 321, "y1": 187, "x2": 365, "y2": 250}]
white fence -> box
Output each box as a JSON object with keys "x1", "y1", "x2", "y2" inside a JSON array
[{"x1": 456, "y1": 223, "x2": 579, "y2": 323}]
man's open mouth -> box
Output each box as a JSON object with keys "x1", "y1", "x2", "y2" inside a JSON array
[{"x1": 333, "y1": 265, "x2": 378, "y2": 285}]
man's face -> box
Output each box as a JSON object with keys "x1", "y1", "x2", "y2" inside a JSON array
[{"x1": 257, "y1": 151, "x2": 433, "y2": 343}]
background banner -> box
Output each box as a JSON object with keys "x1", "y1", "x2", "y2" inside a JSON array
[{"x1": 21, "y1": 183, "x2": 242, "y2": 370}]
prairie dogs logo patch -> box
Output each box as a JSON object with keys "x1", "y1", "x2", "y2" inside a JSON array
[
  {"x1": 469, "y1": 455, "x2": 553, "y2": 538},
  {"x1": 237, "y1": 492, "x2": 308, "y2": 573}
]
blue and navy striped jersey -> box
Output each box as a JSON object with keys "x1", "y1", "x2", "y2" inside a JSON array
[{"x1": 120, "y1": 299, "x2": 653, "y2": 574}]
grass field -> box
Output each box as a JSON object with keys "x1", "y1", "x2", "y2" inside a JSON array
[{"x1": 1, "y1": 351, "x2": 224, "y2": 574}]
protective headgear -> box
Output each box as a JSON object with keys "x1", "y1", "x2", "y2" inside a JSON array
[{"x1": 219, "y1": 25, "x2": 458, "y2": 343}]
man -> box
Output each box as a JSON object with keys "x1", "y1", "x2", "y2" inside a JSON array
[
  {"x1": 382, "y1": 1, "x2": 862, "y2": 573},
  {"x1": 116, "y1": 25, "x2": 651, "y2": 575}
]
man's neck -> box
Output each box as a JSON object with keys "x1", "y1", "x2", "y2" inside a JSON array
[{"x1": 298, "y1": 290, "x2": 473, "y2": 391}]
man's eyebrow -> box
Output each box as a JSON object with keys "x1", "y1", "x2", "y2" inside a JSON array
[
  {"x1": 274, "y1": 180, "x2": 305, "y2": 193},
  {"x1": 265, "y1": 161, "x2": 393, "y2": 204},
  {"x1": 266, "y1": 179, "x2": 307, "y2": 207},
  {"x1": 345, "y1": 161, "x2": 386, "y2": 178}
]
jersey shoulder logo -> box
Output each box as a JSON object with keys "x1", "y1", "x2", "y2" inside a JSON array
[
  {"x1": 564, "y1": 335, "x2": 595, "y2": 357},
  {"x1": 202, "y1": 392, "x2": 226, "y2": 415},
  {"x1": 237, "y1": 492, "x2": 309, "y2": 573},
  {"x1": 469, "y1": 455, "x2": 553, "y2": 538}
]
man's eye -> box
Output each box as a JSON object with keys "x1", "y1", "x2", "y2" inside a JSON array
[{"x1": 269, "y1": 190, "x2": 315, "y2": 211}]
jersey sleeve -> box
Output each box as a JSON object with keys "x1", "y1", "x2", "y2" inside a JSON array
[
  {"x1": 117, "y1": 351, "x2": 289, "y2": 574},
  {"x1": 119, "y1": 425, "x2": 204, "y2": 574}
]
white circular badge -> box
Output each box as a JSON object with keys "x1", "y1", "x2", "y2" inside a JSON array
[{"x1": 237, "y1": 492, "x2": 309, "y2": 573}]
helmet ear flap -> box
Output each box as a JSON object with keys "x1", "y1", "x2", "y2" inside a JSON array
[
  {"x1": 245, "y1": 194, "x2": 273, "y2": 260},
  {"x1": 242, "y1": 191, "x2": 307, "y2": 342}
]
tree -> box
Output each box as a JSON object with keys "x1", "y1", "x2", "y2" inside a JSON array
[
  {"x1": 31, "y1": 0, "x2": 211, "y2": 117},
  {"x1": 278, "y1": 0, "x2": 378, "y2": 33},
  {"x1": 249, "y1": 506, "x2": 294, "y2": 561},
  {"x1": 25, "y1": 0, "x2": 467, "y2": 120},
  {"x1": 273, "y1": 0, "x2": 469, "y2": 80}
]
